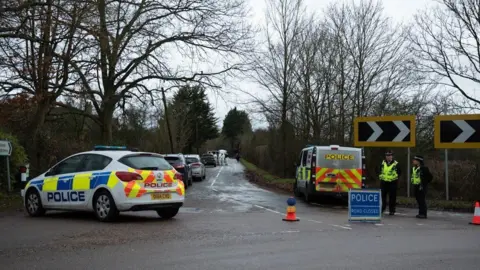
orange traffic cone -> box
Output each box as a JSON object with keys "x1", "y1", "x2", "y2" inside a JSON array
[
  {"x1": 469, "y1": 201, "x2": 480, "y2": 225},
  {"x1": 283, "y1": 197, "x2": 299, "y2": 222}
]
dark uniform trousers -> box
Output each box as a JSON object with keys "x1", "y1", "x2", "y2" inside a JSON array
[
  {"x1": 414, "y1": 184, "x2": 428, "y2": 216},
  {"x1": 381, "y1": 180, "x2": 397, "y2": 213}
]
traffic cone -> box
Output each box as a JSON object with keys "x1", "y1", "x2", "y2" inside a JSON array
[
  {"x1": 283, "y1": 197, "x2": 299, "y2": 222},
  {"x1": 469, "y1": 201, "x2": 480, "y2": 225}
]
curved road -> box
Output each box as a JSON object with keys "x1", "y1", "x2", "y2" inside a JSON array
[{"x1": 0, "y1": 159, "x2": 479, "y2": 269}]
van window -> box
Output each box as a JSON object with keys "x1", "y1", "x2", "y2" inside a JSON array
[
  {"x1": 301, "y1": 150, "x2": 308, "y2": 166},
  {"x1": 317, "y1": 149, "x2": 361, "y2": 169}
]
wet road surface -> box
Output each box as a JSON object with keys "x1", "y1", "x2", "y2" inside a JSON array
[{"x1": 1, "y1": 159, "x2": 479, "y2": 269}]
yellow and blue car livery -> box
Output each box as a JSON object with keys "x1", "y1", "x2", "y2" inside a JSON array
[
  {"x1": 22, "y1": 146, "x2": 185, "y2": 221},
  {"x1": 24, "y1": 169, "x2": 184, "y2": 211}
]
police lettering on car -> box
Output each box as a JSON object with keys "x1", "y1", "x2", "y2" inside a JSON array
[{"x1": 47, "y1": 191, "x2": 85, "y2": 202}]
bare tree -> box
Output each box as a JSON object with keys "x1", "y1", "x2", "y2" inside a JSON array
[
  {"x1": 0, "y1": 0, "x2": 90, "y2": 172},
  {"x1": 325, "y1": 0, "x2": 420, "y2": 142},
  {"x1": 410, "y1": 0, "x2": 480, "y2": 106},
  {"x1": 0, "y1": 0, "x2": 50, "y2": 38},
  {"x1": 156, "y1": 102, "x2": 192, "y2": 153},
  {"x1": 249, "y1": 0, "x2": 306, "y2": 176},
  {"x1": 67, "y1": 0, "x2": 254, "y2": 144}
]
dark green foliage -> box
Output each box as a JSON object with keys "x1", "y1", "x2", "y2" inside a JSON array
[
  {"x1": 222, "y1": 107, "x2": 252, "y2": 150},
  {"x1": 171, "y1": 85, "x2": 219, "y2": 153}
]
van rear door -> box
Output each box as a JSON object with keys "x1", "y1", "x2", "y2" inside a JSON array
[{"x1": 315, "y1": 148, "x2": 362, "y2": 192}]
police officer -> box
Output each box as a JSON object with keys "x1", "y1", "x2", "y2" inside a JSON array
[
  {"x1": 411, "y1": 155, "x2": 433, "y2": 219},
  {"x1": 378, "y1": 150, "x2": 401, "y2": 215}
]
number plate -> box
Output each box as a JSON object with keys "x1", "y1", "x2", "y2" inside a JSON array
[{"x1": 151, "y1": 193, "x2": 172, "y2": 200}]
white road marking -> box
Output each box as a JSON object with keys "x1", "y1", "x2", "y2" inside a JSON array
[
  {"x1": 254, "y1": 205, "x2": 284, "y2": 215},
  {"x1": 210, "y1": 166, "x2": 224, "y2": 187},
  {"x1": 329, "y1": 224, "x2": 352, "y2": 230},
  {"x1": 307, "y1": 219, "x2": 323, "y2": 224},
  {"x1": 375, "y1": 223, "x2": 384, "y2": 226},
  {"x1": 275, "y1": 230, "x2": 300, "y2": 234},
  {"x1": 255, "y1": 205, "x2": 352, "y2": 230},
  {"x1": 211, "y1": 188, "x2": 218, "y2": 192}
]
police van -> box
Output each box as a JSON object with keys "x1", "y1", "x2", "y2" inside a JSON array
[
  {"x1": 21, "y1": 146, "x2": 185, "y2": 222},
  {"x1": 294, "y1": 145, "x2": 365, "y2": 203}
]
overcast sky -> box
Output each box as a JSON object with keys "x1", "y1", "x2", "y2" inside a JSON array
[{"x1": 204, "y1": 0, "x2": 436, "y2": 130}]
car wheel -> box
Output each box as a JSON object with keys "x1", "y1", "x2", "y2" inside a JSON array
[
  {"x1": 25, "y1": 189, "x2": 46, "y2": 217},
  {"x1": 202, "y1": 174, "x2": 206, "y2": 180},
  {"x1": 156, "y1": 207, "x2": 180, "y2": 219},
  {"x1": 93, "y1": 190, "x2": 119, "y2": 222},
  {"x1": 304, "y1": 184, "x2": 313, "y2": 204}
]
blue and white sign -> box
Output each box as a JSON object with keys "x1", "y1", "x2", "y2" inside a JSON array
[{"x1": 348, "y1": 189, "x2": 382, "y2": 222}]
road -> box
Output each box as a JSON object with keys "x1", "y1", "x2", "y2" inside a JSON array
[{"x1": 1, "y1": 159, "x2": 479, "y2": 269}]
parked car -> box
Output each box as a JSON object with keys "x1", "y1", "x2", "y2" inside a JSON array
[
  {"x1": 207, "y1": 150, "x2": 219, "y2": 165},
  {"x1": 21, "y1": 146, "x2": 185, "y2": 222},
  {"x1": 201, "y1": 153, "x2": 216, "y2": 167},
  {"x1": 163, "y1": 154, "x2": 193, "y2": 188},
  {"x1": 185, "y1": 154, "x2": 206, "y2": 181}
]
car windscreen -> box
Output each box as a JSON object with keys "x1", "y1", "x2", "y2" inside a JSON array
[
  {"x1": 119, "y1": 154, "x2": 172, "y2": 170},
  {"x1": 164, "y1": 156, "x2": 182, "y2": 164},
  {"x1": 202, "y1": 154, "x2": 213, "y2": 158},
  {"x1": 186, "y1": 157, "x2": 199, "y2": 163}
]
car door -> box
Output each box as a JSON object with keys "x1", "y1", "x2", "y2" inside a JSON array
[
  {"x1": 296, "y1": 150, "x2": 306, "y2": 189},
  {"x1": 42, "y1": 154, "x2": 87, "y2": 209},
  {"x1": 305, "y1": 148, "x2": 313, "y2": 188},
  {"x1": 72, "y1": 154, "x2": 113, "y2": 209}
]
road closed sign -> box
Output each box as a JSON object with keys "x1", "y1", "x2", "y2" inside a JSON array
[{"x1": 348, "y1": 189, "x2": 382, "y2": 222}]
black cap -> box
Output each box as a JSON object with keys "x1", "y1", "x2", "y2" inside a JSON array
[
  {"x1": 385, "y1": 150, "x2": 393, "y2": 156},
  {"x1": 413, "y1": 155, "x2": 424, "y2": 162}
]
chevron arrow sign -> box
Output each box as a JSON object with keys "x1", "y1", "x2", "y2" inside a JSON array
[
  {"x1": 434, "y1": 114, "x2": 480, "y2": 149},
  {"x1": 354, "y1": 116, "x2": 416, "y2": 147}
]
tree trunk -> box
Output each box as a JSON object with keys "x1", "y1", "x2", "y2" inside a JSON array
[
  {"x1": 100, "y1": 103, "x2": 115, "y2": 144},
  {"x1": 161, "y1": 88, "x2": 174, "y2": 153},
  {"x1": 28, "y1": 95, "x2": 53, "y2": 176}
]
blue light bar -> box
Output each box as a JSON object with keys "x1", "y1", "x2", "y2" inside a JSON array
[{"x1": 94, "y1": 145, "x2": 127, "y2": 150}]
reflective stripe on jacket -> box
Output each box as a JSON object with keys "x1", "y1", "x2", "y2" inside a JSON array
[
  {"x1": 411, "y1": 166, "x2": 421, "y2": 185},
  {"x1": 379, "y1": 160, "x2": 398, "y2": 182}
]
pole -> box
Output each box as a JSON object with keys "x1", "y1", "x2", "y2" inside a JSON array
[
  {"x1": 407, "y1": 148, "x2": 410, "y2": 198},
  {"x1": 6, "y1": 156, "x2": 11, "y2": 193},
  {"x1": 445, "y1": 149, "x2": 449, "y2": 200},
  {"x1": 195, "y1": 121, "x2": 199, "y2": 154},
  {"x1": 161, "y1": 87, "x2": 174, "y2": 153}
]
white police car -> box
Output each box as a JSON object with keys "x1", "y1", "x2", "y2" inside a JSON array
[{"x1": 21, "y1": 146, "x2": 185, "y2": 222}]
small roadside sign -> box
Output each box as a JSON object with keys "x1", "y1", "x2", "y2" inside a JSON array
[
  {"x1": 0, "y1": 140, "x2": 12, "y2": 192},
  {"x1": 0, "y1": 140, "x2": 12, "y2": 156},
  {"x1": 348, "y1": 189, "x2": 382, "y2": 222}
]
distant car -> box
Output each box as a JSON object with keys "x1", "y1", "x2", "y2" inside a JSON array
[
  {"x1": 201, "y1": 153, "x2": 216, "y2": 167},
  {"x1": 164, "y1": 154, "x2": 193, "y2": 188},
  {"x1": 207, "y1": 150, "x2": 219, "y2": 164},
  {"x1": 185, "y1": 155, "x2": 206, "y2": 181},
  {"x1": 20, "y1": 146, "x2": 185, "y2": 222}
]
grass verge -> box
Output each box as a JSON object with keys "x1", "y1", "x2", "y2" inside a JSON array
[
  {"x1": 0, "y1": 192, "x2": 23, "y2": 212},
  {"x1": 240, "y1": 159, "x2": 475, "y2": 213}
]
